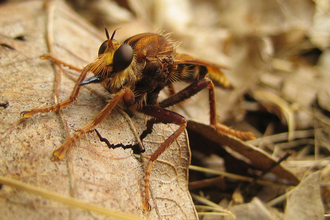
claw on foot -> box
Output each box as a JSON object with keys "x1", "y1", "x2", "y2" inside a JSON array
[
  {"x1": 21, "y1": 111, "x2": 33, "y2": 118},
  {"x1": 53, "y1": 145, "x2": 70, "y2": 160},
  {"x1": 142, "y1": 199, "x2": 151, "y2": 211},
  {"x1": 52, "y1": 131, "x2": 82, "y2": 160}
]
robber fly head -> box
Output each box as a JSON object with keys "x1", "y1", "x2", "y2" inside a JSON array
[
  {"x1": 80, "y1": 28, "x2": 134, "y2": 87},
  {"x1": 98, "y1": 28, "x2": 134, "y2": 72}
]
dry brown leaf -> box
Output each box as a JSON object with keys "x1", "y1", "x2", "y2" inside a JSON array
[
  {"x1": 187, "y1": 121, "x2": 300, "y2": 185},
  {"x1": 215, "y1": 0, "x2": 315, "y2": 36},
  {"x1": 227, "y1": 197, "x2": 275, "y2": 220},
  {"x1": 3, "y1": 0, "x2": 330, "y2": 218},
  {"x1": 252, "y1": 89, "x2": 296, "y2": 140},
  {"x1": 0, "y1": 1, "x2": 197, "y2": 219},
  {"x1": 284, "y1": 171, "x2": 324, "y2": 220},
  {"x1": 315, "y1": 48, "x2": 330, "y2": 112},
  {"x1": 308, "y1": 0, "x2": 330, "y2": 49},
  {"x1": 281, "y1": 66, "x2": 324, "y2": 109}
]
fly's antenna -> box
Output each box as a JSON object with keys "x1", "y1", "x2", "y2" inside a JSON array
[{"x1": 103, "y1": 24, "x2": 120, "y2": 48}]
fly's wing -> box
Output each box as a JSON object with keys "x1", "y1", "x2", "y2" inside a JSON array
[
  {"x1": 206, "y1": 66, "x2": 234, "y2": 89},
  {"x1": 174, "y1": 53, "x2": 233, "y2": 89}
]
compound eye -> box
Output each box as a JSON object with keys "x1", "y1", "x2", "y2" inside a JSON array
[
  {"x1": 98, "y1": 40, "x2": 108, "y2": 55},
  {"x1": 113, "y1": 44, "x2": 133, "y2": 72}
]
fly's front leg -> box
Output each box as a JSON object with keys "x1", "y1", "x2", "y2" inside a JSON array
[
  {"x1": 140, "y1": 106, "x2": 187, "y2": 210},
  {"x1": 41, "y1": 54, "x2": 83, "y2": 72},
  {"x1": 53, "y1": 87, "x2": 134, "y2": 159},
  {"x1": 159, "y1": 78, "x2": 255, "y2": 140},
  {"x1": 21, "y1": 64, "x2": 91, "y2": 118}
]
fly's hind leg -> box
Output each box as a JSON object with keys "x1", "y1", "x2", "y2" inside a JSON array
[
  {"x1": 159, "y1": 78, "x2": 255, "y2": 140},
  {"x1": 139, "y1": 106, "x2": 187, "y2": 210}
]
